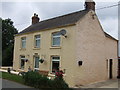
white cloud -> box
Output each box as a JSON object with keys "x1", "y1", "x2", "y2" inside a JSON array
[
  {"x1": 1, "y1": 0, "x2": 120, "y2": 2},
  {"x1": 1, "y1": 1, "x2": 118, "y2": 39},
  {"x1": 100, "y1": 18, "x2": 118, "y2": 39}
]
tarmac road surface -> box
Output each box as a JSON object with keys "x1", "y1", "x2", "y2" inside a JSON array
[{"x1": 2, "y1": 79, "x2": 37, "y2": 89}]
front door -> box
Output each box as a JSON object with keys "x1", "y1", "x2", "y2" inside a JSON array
[
  {"x1": 109, "y1": 59, "x2": 113, "y2": 79},
  {"x1": 117, "y1": 58, "x2": 120, "y2": 78},
  {"x1": 34, "y1": 56, "x2": 39, "y2": 70}
]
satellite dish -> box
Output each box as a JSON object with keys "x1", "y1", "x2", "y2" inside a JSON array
[
  {"x1": 60, "y1": 29, "x2": 66, "y2": 35},
  {"x1": 60, "y1": 29, "x2": 67, "y2": 38}
]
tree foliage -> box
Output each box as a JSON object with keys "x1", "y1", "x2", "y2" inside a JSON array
[{"x1": 2, "y1": 18, "x2": 18, "y2": 66}]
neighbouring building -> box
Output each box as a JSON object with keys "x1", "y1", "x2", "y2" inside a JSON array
[{"x1": 13, "y1": 0, "x2": 118, "y2": 87}]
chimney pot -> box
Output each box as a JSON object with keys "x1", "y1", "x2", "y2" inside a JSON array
[{"x1": 32, "y1": 13, "x2": 40, "y2": 25}]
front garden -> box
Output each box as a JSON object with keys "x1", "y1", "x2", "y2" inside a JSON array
[
  {"x1": 2, "y1": 72, "x2": 24, "y2": 84},
  {"x1": 2, "y1": 71, "x2": 71, "y2": 90}
]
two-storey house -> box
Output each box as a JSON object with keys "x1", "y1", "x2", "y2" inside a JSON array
[{"x1": 13, "y1": 0, "x2": 118, "y2": 87}]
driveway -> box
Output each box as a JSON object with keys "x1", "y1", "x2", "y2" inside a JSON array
[{"x1": 79, "y1": 79, "x2": 119, "y2": 88}]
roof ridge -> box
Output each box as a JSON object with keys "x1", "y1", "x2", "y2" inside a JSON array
[
  {"x1": 17, "y1": 9, "x2": 89, "y2": 35},
  {"x1": 36, "y1": 10, "x2": 87, "y2": 24}
]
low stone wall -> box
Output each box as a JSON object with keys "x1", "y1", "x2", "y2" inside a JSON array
[{"x1": 0, "y1": 66, "x2": 12, "y2": 70}]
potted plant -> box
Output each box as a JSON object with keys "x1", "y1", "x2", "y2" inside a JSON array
[
  {"x1": 24, "y1": 59, "x2": 28, "y2": 62},
  {"x1": 39, "y1": 59, "x2": 44, "y2": 63}
]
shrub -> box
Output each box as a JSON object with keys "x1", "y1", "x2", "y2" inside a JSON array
[
  {"x1": 52, "y1": 77, "x2": 69, "y2": 89},
  {"x1": 22, "y1": 71, "x2": 70, "y2": 90}
]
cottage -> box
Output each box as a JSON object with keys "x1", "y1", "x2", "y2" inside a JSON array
[{"x1": 13, "y1": 0, "x2": 118, "y2": 87}]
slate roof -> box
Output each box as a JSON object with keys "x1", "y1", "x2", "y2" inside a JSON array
[
  {"x1": 17, "y1": 9, "x2": 117, "y2": 41},
  {"x1": 17, "y1": 10, "x2": 89, "y2": 35}
]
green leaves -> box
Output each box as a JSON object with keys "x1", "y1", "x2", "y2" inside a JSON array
[
  {"x1": 22, "y1": 71, "x2": 70, "y2": 90},
  {"x1": 2, "y1": 18, "x2": 18, "y2": 66}
]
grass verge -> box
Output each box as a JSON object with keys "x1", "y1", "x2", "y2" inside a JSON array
[{"x1": 1, "y1": 72, "x2": 24, "y2": 84}]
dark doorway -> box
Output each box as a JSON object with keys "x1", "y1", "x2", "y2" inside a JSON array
[
  {"x1": 109, "y1": 59, "x2": 113, "y2": 79},
  {"x1": 117, "y1": 58, "x2": 120, "y2": 78}
]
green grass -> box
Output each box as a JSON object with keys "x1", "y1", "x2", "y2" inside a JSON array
[
  {"x1": 2, "y1": 72, "x2": 24, "y2": 84},
  {"x1": 0, "y1": 72, "x2": 2, "y2": 78}
]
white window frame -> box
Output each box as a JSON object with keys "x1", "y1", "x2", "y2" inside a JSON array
[
  {"x1": 20, "y1": 55, "x2": 25, "y2": 69},
  {"x1": 34, "y1": 35, "x2": 41, "y2": 48},
  {"x1": 51, "y1": 56, "x2": 60, "y2": 73},
  {"x1": 34, "y1": 56, "x2": 40, "y2": 70},
  {"x1": 21, "y1": 37, "x2": 26, "y2": 48},
  {"x1": 52, "y1": 32, "x2": 61, "y2": 47}
]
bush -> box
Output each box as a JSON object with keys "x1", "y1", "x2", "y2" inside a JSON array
[{"x1": 22, "y1": 71, "x2": 70, "y2": 90}]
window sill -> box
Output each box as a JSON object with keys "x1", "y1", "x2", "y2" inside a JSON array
[
  {"x1": 50, "y1": 46, "x2": 61, "y2": 49},
  {"x1": 34, "y1": 68, "x2": 39, "y2": 70},
  {"x1": 19, "y1": 48, "x2": 26, "y2": 51},
  {"x1": 33, "y1": 48, "x2": 41, "y2": 50},
  {"x1": 18, "y1": 69, "x2": 25, "y2": 72},
  {"x1": 48, "y1": 73, "x2": 55, "y2": 77},
  {"x1": 48, "y1": 73, "x2": 66, "y2": 77}
]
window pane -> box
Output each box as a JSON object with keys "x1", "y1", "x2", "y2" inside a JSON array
[
  {"x1": 53, "y1": 32, "x2": 61, "y2": 36},
  {"x1": 21, "y1": 56, "x2": 25, "y2": 59},
  {"x1": 22, "y1": 41, "x2": 26, "y2": 48},
  {"x1": 35, "y1": 35, "x2": 40, "y2": 39},
  {"x1": 21, "y1": 60, "x2": 25, "y2": 69},
  {"x1": 35, "y1": 57, "x2": 39, "y2": 68},
  {"x1": 52, "y1": 61, "x2": 59, "y2": 72},
  {"x1": 35, "y1": 40, "x2": 40, "y2": 48},
  {"x1": 21, "y1": 37, "x2": 26, "y2": 48},
  {"x1": 52, "y1": 32, "x2": 61, "y2": 46},
  {"x1": 52, "y1": 57, "x2": 60, "y2": 60},
  {"x1": 21, "y1": 37, "x2": 26, "y2": 40},
  {"x1": 52, "y1": 56, "x2": 60, "y2": 73},
  {"x1": 52, "y1": 37, "x2": 60, "y2": 46},
  {"x1": 35, "y1": 35, "x2": 40, "y2": 48},
  {"x1": 20, "y1": 56, "x2": 25, "y2": 69}
]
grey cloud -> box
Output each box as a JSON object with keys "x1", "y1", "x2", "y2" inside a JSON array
[
  {"x1": 96, "y1": 2, "x2": 118, "y2": 19},
  {"x1": 1, "y1": 2, "x2": 118, "y2": 39},
  {"x1": 31, "y1": 2, "x2": 84, "y2": 20}
]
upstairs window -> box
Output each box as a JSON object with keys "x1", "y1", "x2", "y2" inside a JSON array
[
  {"x1": 35, "y1": 35, "x2": 40, "y2": 48},
  {"x1": 21, "y1": 37, "x2": 26, "y2": 48},
  {"x1": 51, "y1": 56, "x2": 60, "y2": 73},
  {"x1": 52, "y1": 32, "x2": 61, "y2": 47}
]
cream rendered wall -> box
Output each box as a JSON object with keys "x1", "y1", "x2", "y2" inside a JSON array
[
  {"x1": 13, "y1": 25, "x2": 76, "y2": 87},
  {"x1": 105, "y1": 37, "x2": 118, "y2": 79},
  {"x1": 13, "y1": 10, "x2": 118, "y2": 87},
  {"x1": 74, "y1": 10, "x2": 110, "y2": 86}
]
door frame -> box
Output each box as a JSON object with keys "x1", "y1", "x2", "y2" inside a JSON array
[{"x1": 34, "y1": 56, "x2": 40, "y2": 70}]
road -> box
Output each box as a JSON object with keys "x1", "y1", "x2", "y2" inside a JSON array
[
  {"x1": 1, "y1": 78, "x2": 119, "y2": 89},
  {"x1": 2, "y1": 79, "x2": 37, "y2": 89}
]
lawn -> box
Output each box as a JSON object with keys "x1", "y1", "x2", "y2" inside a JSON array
[{"x1": 1, "y1": 72, "x2": 24, "y2": 84}]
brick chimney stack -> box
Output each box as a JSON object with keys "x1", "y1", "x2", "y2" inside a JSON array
[
  {"x1": 85, "y1": 0, "x2": 96, "y2": 11},
  {"x1": 32, "y1": 13, "x2": 40, "y2": 25}
]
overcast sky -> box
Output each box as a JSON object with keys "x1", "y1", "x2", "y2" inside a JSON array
[{"x1": 1, "y1": 0, "x2": 119, "y2": 40}]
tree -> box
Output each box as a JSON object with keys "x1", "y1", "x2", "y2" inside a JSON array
[{"x1": 2, "y1": 18, "x2": 18, "y2": 66}]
